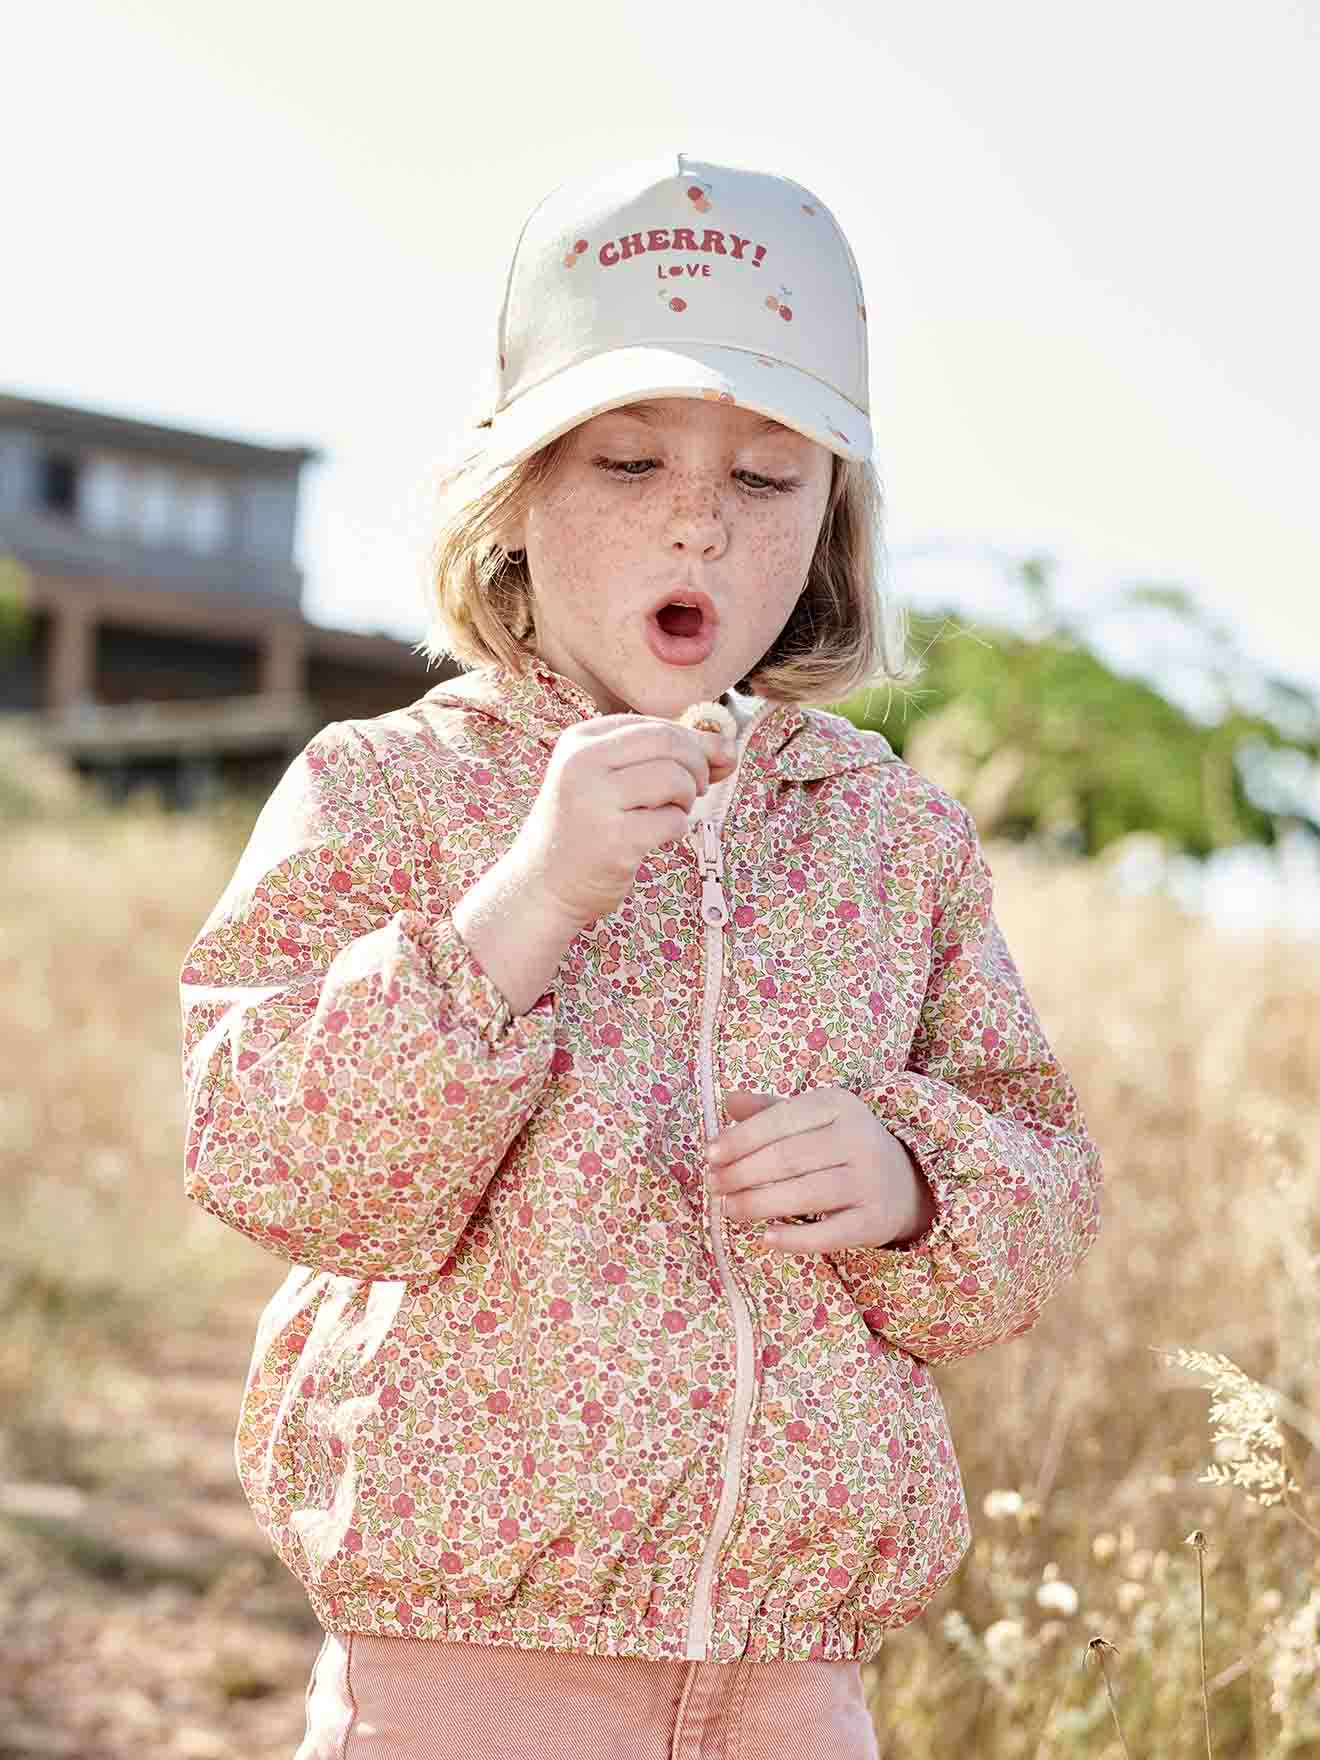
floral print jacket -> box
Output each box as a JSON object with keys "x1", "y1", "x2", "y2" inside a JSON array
[{"x1": 179, "y1": 657, "x2": 1103, "y2": 1664}]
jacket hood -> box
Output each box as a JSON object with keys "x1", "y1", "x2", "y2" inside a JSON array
[{"x1": 418, "y1": 656, "x2": 894, "y2": 784}]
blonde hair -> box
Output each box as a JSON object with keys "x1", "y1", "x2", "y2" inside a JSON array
[{"x1": 416, "y1": 422, "x2": 921, "y2": 707}]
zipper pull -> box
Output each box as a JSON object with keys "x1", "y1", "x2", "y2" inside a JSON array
[
  {"x1": 701, "y1": 873, "x2": 728, "y2": 928},
  {"x1": 696, "y1": 818, "x2": 729, "y2": 928}
]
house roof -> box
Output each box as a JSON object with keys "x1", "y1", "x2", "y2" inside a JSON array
[{"x1": 0, "y1": 390, "x2": 322, "y2": 472}]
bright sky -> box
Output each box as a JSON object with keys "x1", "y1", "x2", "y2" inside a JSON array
[{"x1": 5, "y1": 0, "x2": 1319, "y2": 704}]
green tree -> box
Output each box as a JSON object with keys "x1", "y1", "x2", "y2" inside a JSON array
[
  {"x1": 0, "y1": 553, "x2": 33, "y2": 656},
  {"x1": 834, "y1": 556, "x2": 1320, "y2": 859}
]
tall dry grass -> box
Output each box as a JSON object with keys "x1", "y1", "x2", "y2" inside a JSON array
[{"x1": 1, "y1": 764, "x2": 1317, "y2": 1757}]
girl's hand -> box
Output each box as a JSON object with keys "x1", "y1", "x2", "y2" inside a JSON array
[
  {"x1": 706, "y1": 1087, "x2": 937, "y2": 1253},
  {"x1": 512, "y1": 715, "x2": 738, "y2": 930}
]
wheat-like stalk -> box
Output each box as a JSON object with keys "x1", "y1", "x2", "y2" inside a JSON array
[{"x1": 1157, "y1": 1348, "x2": 1303, "y2": 1511}]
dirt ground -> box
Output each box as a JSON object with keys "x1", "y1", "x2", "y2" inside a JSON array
[{"x1": 1, "y1": 1290, "x2": 325, "y2": 1759}]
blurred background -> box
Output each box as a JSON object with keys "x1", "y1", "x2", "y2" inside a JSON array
[{"x1": 2, "y1": 3, "x2": 1318, "y2": 1755}]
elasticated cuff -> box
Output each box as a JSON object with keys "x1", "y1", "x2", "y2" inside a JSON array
[{"x1": 398, "y1": 909, "x2": 555, "y2": 1048}]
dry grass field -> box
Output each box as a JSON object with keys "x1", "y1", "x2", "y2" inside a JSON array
[{"x1": 2, "y1": 760, "x2": 1317, "y2": 1758}]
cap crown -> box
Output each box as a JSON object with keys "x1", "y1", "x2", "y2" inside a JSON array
[{"x1": 494, "y1": 154, "x2": 870, "y2": 421}]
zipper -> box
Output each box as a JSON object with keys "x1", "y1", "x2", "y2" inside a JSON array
[
  {"x1": 681, "y1": 754, "x2": 762, "y2": 1662},
  {"x1": 695, "y1": 817, "x2": 730, "y2": 929}
]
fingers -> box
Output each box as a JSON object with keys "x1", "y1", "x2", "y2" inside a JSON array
[
  {"x1": 709, "y1": 1093, "x2": 841, "y2": 1173},
  {"x1": 591, "y1": 718, "x2": 737, "y2": 794},
  {"x1": 706, "y1": 743, "x2": 738, "y2": 784},
  {"x1": 608, "y1": 756, "x2": 704, "y2": 814},
  {"x1": 709, "y1": 1123, "x2": 844, "y2": 1197},
  {"x1": 715, "y1": 1165, "x2": 849, "y2": 1225},
  {"x1": 697, "y1": 728, "x2": 739, "y2": 778}
]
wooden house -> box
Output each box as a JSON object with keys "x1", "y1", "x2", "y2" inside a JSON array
[{"x1": 0, "y1": 390, "x2": 457, "y2": 805}]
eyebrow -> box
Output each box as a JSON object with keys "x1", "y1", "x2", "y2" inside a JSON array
[{"x1": 607, "y1": 400, "x2": 792, "y2": 437}]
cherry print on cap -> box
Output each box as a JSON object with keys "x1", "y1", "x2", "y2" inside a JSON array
[
  {"x1": 561, "y1": 237, "x2": 590, "y2": 270},
  {"x1": 765, "y1": 286, "x2": 795, "y2": 322},
  {"x1": 684, "y1": 177, "x2": 713, "y2": 214}
]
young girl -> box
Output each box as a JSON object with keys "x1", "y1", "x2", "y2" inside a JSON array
[{"x1": 180, "y1": 154, "x2": 1103, "y2": 1759}]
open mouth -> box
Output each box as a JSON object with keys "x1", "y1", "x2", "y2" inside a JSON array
[
  {"x1": 655, "y1": 602, "x2": 705, "y2": 638},
  {"x1": 645, "y1": 591, "x2": 718, "y2": 666}
]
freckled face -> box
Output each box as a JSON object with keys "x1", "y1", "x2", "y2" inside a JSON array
[{"x1": 503, "y1": 397, "x2": 834, "y2": 718}]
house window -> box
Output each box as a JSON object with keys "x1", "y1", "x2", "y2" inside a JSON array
[
  {"x1": 39, "y1": 451, "x2": 79, "y2": 515},
  {"x1": 56, "y1": 450, "x2": 233, "y2": 552},
  {"x1": 137, "y1": 467, "x2": 173, "y2": 543},
  {"x1": 181, "y1": 477, "x2": 229, "y2": 553},
  {"x1": 80, "y1": 455, "x2": 126, "y2": 534}
]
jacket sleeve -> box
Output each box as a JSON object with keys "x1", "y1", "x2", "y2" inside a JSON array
[
  {"x1": 178, "y1": 720, "x2": 559, "y2": 1281},
  {"x1": 829, "y1": 799, "x2": 1103, "y2": 1364}
]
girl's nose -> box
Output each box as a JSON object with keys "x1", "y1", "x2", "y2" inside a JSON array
[{"x1": 666, "y1": 499, "x2": 728, "y2": 558}]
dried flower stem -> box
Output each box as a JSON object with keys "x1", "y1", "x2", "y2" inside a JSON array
[
  {"x1": 1085, "y1": 1638, "x2": 1134, "y2": 1760},
  {"x1": 1185, "y1": 1531, "x2": 1214, "y2": 1760}
]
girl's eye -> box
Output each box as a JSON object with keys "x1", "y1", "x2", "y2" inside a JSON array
[{"x1": 592, "y1": 457, "x2": 797, "y2": 495}]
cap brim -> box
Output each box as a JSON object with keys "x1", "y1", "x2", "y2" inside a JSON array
[{"x1": 444, "y1": 342, "x2": 872, "y2": 497}]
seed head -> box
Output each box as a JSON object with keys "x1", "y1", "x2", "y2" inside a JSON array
[{"x1": 677, "y1": 700, "x2": 737, "y2": 740}]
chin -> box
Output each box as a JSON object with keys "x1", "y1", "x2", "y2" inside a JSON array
[{"x1": 629, "y1": 682, "x2": 731, "y2": 720}]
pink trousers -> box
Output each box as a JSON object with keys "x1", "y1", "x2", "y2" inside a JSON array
[{"x1": 295, "y1": 1630, "x2": 881, "y2": 1760}]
